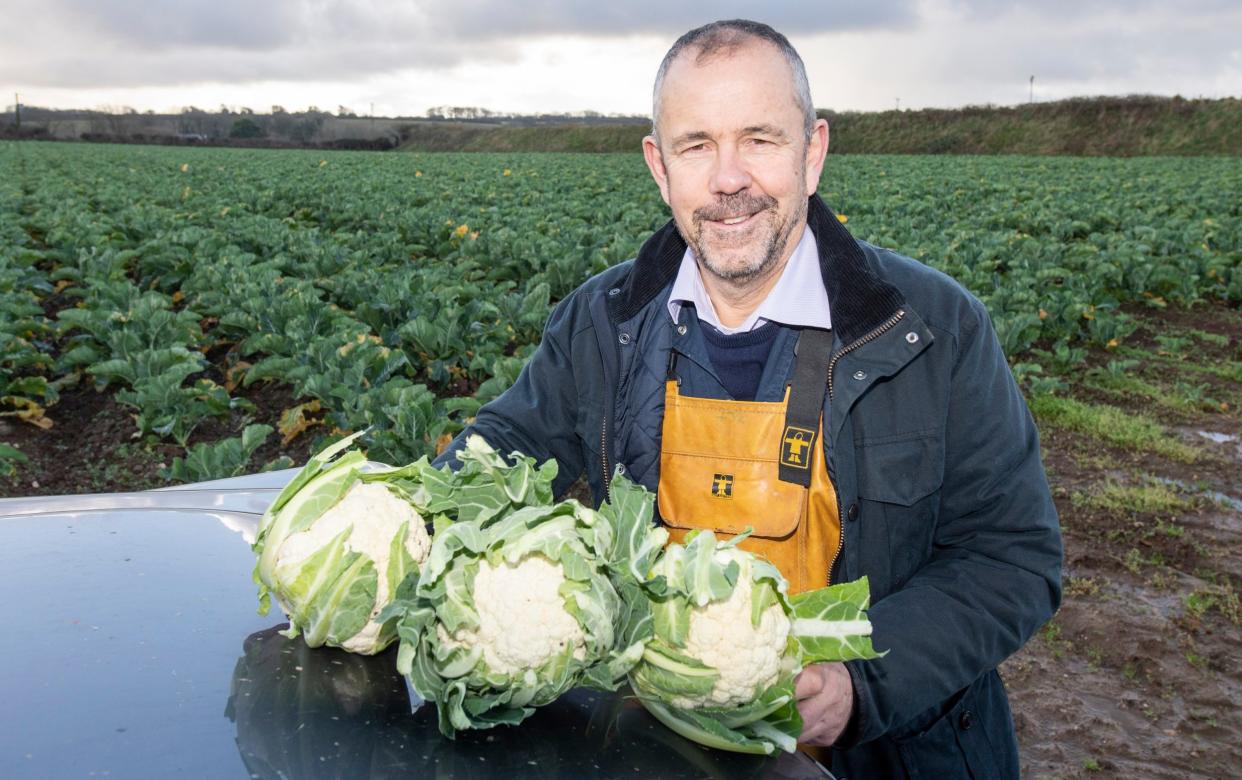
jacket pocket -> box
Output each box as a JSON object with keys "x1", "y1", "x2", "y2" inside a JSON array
[
  {"x1": 892, "y1": 673, "x2": 1007, "y2": 780},
  {"x1": 855, "y1": 430, "x2": 944, "y2": 506}
]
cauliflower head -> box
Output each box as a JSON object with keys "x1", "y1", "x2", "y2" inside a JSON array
[
  {"x1": 436, "y1": 554, "x2": 586, "y2": 676},
  {"x1": 275, "y1": 481, "x2": 431, "y2": 653},
  {"x1": 625, "y1": 525, "x2": 883, "y2": 756},
  {"x1": 673, "y1": 551, "x2": 791, "y2": 708},
  {"x1": 253, "y1": 431, "x2": 434, "y2": 656}
]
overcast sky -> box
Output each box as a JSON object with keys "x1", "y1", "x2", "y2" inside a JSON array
[{"x1": 3, "y1": 0, "x2": 1239, "y2": 116}]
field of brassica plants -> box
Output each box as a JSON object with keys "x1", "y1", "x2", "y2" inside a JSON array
[{"x1": 1, "y1": 140, "x2": 1240, "y2": 777}]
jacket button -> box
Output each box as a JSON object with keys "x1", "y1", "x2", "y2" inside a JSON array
[
  {"x1": 616, "y1": 463, "x2": 627, "y2": 476},
  {"x1": 676, "y1": 324, "x2": 687, "y2": 336},
  {"x1": 852, "y1": 370, "x2": 867, "y2": 381},
  {"x1": 608, "y1": 287, "x2": 621, "y2": 297},
  {"x1": 618, "y1": 333, "x2": 632, "y2": 345},
  {"x1": 905, "y1": 332, "x2": 919, "y2": 344},
  {"x1": 847, "y1": 503, "x2": 858, "y2": 521},
  {"x1": 959, "y1": 710, "x2": 974, "y2": 730}
]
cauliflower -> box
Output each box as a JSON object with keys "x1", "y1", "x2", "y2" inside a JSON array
[
  {"x1": 253, "y1": 432, "x2": 434, "y2": 655},
  {"x1": 383, "y1": 472, "x2": 641, "y2": 738},
  {"x1": 274, "y1": 481, "x2": 430, "y2": 653},
  {"x1": 673, "y1": 551, "x2": 791, "y2": 708},
  {"x1": 623, "y1": 523, "x2": 883, "y2": 755},
  {"x1": 437, "y1": 555, "x2": 586, "y2": 675}
]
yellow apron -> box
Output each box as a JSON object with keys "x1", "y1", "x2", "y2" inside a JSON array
[
  {"x1": 656, "y1": 330, "x2": 841, "y2": 594},
  {"x1": 657, "y1": 328, "x2": 843, "y2": 760}
]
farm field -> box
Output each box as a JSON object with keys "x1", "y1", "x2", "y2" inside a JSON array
[{"x1": 1, "y1": 141, "x2": 1240, "y2": 777}]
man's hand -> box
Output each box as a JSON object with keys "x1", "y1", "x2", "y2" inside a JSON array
[{"x1": 795, "y1": 662, "x2": 854, "y2": 746}]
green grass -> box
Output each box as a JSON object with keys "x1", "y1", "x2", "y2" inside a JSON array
[
  {"x1": 1029, "y1": 395, "x2": 1200, "y2": 462},
  {"x1": 1071, "y1": 480, "x2": 1191, "y2": 515},
  {"x1": 1115, "y1": 346, "x2": 1242, "y2": 385},
  {"x1": 1081, "y1": 372, "x2": 1197, "y2": 414}
]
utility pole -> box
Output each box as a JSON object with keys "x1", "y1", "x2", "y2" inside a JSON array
[
  {"x1": 1029, "y1": 76, "x2": 1034, "y2": 103},
  {"x1": 14, "y1": 93, "x2": 19, "y2": 132},
  {"x1": 895, "y1": 97, "x2": 901, "y2": 112}
]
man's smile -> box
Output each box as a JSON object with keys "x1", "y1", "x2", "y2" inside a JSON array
[{"x1": 711, "y1": 213, "x2": 756, "y2": 227}]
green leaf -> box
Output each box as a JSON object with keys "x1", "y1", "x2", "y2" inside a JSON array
[{"x1": 789, "y1": 576, "x2": 886, "y2": 663}]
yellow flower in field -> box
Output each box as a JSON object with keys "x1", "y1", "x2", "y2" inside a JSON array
[
  {"x1": 1038, "y1": 308, "x2": 1048, "y2": 320},
  {"x1": 415, "y1": 170, "x2": 423, "y2": 177},
  {"x1": 180, "y1": 163, "x2": 189, "y2": 173},
  {"x1": 836, "y1": 213, "x2": 848, "y2": 223},
  {"x1": 319, "y1": 160, "x2": 328, "y2": 167},
  {"x1": 503, "y1": 169, "x2": 511, "y2": 176},
  {"x1": 1106, "y1": 338, "x2": 1119, "y2": 349},
  {"x1": 454, "y1": 224, "x2": 470, "y2": 238}
]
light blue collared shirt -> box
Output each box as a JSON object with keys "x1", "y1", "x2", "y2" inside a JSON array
[{"x1": 666, "y1": 225, "x2": 832, "y2": 334}]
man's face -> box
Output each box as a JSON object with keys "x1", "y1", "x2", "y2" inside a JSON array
[{"x1": 643, "y1": 41, "x2": 828, "y2": 285}]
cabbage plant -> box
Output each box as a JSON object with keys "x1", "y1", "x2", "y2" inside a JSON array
[{"x1": 627, "y1": 528, "x2": 884, "y2": 755}]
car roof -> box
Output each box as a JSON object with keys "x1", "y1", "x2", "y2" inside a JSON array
[{"x1": 0, "y1": 475, "x2": 830, "y2": 779}]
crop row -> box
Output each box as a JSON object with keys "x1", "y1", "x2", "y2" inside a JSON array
[{"x1": 0, "y1": 142, "x2": 1238, "y2": 479}]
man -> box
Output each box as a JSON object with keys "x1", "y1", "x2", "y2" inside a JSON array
[{"x1": 436, "y1": 19, "x2": 1061, "y2": 777}]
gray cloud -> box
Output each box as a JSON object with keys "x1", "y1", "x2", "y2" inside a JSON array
[
  {"x1": 5, "y1": 1, "x2": 919, "y2": 88},
  {"x1": 1, "y1": 0, "x2": 1237, "y2": 108}
]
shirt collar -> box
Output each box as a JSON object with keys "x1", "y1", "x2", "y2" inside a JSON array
[{"x1": 667, "y1": 225, "x2": 832, "y2": 334}]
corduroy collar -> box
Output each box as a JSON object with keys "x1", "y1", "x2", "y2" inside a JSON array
[{"x1": 605, "y1": 193, "x2": 906, "y2": 346}]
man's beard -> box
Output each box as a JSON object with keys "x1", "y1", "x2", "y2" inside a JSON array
[{"x1": 688, "y1": 190, "x2": 806, "y2": 285}]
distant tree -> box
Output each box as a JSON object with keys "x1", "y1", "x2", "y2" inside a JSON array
[
  {"x1": 288, "y1": 115, "x2": 324, "y2": 143},
  {"x1": 239, "y1": 106, "x2": 254, "y2": 115},
  {"x1": 271, "y1": 105, "x2": 287, "y2": 114},
  {"x1": 271, "y1": 111, "x2": 295, "y2": 137},
  {"x1": 229, "y1": 117, "x2": 264, "y2": 139},
  {"x1": 338, "y1": 105, "x2": 356, "y2": 117}
]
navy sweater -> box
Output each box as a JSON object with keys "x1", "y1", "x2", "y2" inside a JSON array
[{"x1": 700, "y1": 320, "x2": 780, "y2": 401}]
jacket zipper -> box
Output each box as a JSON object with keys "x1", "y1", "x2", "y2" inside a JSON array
[
  {"x1": 824, "y1": 308, "x2": 906, "y2": 584},
  {"x1": 600, "y1": 413, "x2": 612, "y2": 501},
  {"x1": 826, "y1": 309, "x2": 907, "y2": 402}
]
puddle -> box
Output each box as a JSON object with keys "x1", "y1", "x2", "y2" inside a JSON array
[
  {"x1": 1152, "y1": 476, "x2": 1242, "y2": 511},
  {"x1": 1196, "y1": 430, "x2": 1237, "y2": 445},
  {"x1": 1191, "y1": 429, "x2": 1242, "y2": 460}
]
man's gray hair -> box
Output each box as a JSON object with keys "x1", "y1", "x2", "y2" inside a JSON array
[{"x1": 651, "y1": 19, "x2": 815, "y2": 144}]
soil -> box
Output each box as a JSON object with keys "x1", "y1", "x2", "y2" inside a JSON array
[
  {"x1": 3, "y1": 301, "x2": 1240, "y2": 779},
  {"x1": 1004, "y1": 301, "x2": 1242, "y2": 779},
  {"x1": 0, "y1": 377, "x2": 316, "y2": 496}
]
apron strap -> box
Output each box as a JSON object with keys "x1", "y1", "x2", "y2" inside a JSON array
[{"x1": 779, "y1": 328, "x2": 833, "y2": 486}]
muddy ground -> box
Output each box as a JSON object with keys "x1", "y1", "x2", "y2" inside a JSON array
[
  {"x1": 3, "y1": 301, "x2": 1240, "y2": 779},
  {"x1": 1005, "y1": 300, "x2": 1242, "y2": 779}
]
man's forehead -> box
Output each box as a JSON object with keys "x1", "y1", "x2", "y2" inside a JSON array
[{"x1": 656, "y1": 38, "x2": 799, "y2": 131}]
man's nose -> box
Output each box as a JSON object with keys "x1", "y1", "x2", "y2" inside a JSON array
[{"x1": 709, "y1": 145, "x2": 751, "y2": 195}]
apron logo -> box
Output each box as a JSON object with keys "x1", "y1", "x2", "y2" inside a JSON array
[
  {"x1": 711, "y1": 473, "x2": 734, "y2": 499},
  {"x1": 781, "y1": 426, "x2": 815, "y2": 469}
]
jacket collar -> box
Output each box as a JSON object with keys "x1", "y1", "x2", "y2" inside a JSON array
[{"x1": 606, "y1": 193, "x2": 906, "y2": 346}]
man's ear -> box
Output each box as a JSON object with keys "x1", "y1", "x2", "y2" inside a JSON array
[
  {"x1": 643, "y1": 135, "x2": 671, "y2": 206},
  {"x1": 804, "y1": 118, "x2": 830, "y2": 196}
]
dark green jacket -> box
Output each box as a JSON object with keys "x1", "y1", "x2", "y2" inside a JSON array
[{"x1": 438, "y1": 194, "x2": 1063, "y2": 778}]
